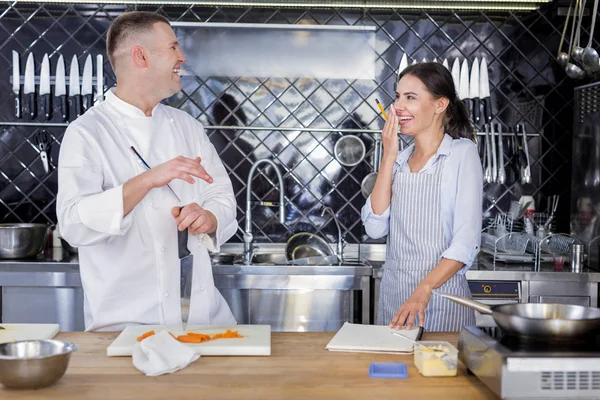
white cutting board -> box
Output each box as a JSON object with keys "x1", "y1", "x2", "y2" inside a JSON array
[
  {"x1": 107, "y1": 324, "x2": 271, "y2": 357},
  {"x1": 0, "y1": 324, "x2": 60, "y2": 344},
  {"x1": 326, "y1": 322, "x2": 421, "y2": 354}
]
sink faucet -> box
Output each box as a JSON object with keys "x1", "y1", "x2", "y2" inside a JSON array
[
  {"x1": 244, "y1": 158, "x2": 286, "y2": 264},
  {"x1": 321, "y1": 207, "x2": 344, "y2": 261}
]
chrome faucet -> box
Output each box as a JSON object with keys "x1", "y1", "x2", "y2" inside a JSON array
[
  {"x1": 321, "y1": 206, "x2": 344, "y2": 261},
  {"x1": 244, "y1": 159, "x2": 286, "y2": 264}
]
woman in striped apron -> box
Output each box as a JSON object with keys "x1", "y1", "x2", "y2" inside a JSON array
[{"x1": 361, "y1": 62, "x2": 482, "y2": 332}]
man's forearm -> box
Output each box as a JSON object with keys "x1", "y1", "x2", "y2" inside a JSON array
[{"x1": 123, "y1": 172, "x2": 153, "y2": 216}]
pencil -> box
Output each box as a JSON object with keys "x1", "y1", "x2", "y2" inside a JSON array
[{"x1": 375, "y1": 99, "x2": 388, "y2": 121}]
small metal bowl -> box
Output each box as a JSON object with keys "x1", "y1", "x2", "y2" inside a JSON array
[
  {"x1": 0, "y1": 223, "x2": 49, "y2": 259},
  {"x1": 0, "y1": 340, "x2": 78, "y2": 390},
  {"x1": 285, "y1": 232, "x2": 334, "y2": 261}
]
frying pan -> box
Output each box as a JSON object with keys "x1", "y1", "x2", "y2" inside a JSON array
[
  {"x1": 437, "y1": 293, "x2": 600, "y2": 340},
  {"x1": 361, "y1": 136, "x2": 382, "y2": 199}
]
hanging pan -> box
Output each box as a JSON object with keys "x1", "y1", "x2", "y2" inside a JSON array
[{"x1": 361, "y1": 136, "x2": 382, "y2": 199}]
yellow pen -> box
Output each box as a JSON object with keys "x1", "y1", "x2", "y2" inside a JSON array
[{"x1": 375, "y1": 98, "x2": 388, "y2": 121}]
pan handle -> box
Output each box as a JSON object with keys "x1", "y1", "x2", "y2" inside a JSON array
[{"x1": 434, "y1": 292, "x2": 493, "y2": 315}]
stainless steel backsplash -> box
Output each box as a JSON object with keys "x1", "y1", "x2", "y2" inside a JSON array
[{"x1": 0, "y1": 4, "x2": 587, "y2": 244}]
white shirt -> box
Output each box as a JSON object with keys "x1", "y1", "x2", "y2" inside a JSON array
[
  {"x1": 361, "y1": 134, "x2": 483, "y2": 272},
  {"x1": 57, "y1": 89, "x2": 238, "y2": 331}
]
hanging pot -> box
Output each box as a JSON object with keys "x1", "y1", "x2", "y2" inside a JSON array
[{"x1": 361, "y1": 136, "x2": 382, "y2": 199}]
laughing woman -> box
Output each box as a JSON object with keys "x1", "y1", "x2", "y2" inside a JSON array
[{"x1": 362, "y1": 62, "x2": 483, "y2": 332}]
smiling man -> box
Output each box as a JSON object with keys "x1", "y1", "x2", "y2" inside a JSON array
[{"x1": 57, "y1": 11, "x2": 237, "y2": 331}]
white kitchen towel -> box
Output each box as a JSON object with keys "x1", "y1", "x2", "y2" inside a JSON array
[{"x1": 132, "y1": 331, "x2": 200, "y2": 376}]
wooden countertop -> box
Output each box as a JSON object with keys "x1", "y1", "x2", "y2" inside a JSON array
[{"x1": 1, "y1": 332, "x2": 497, "y2": 400}]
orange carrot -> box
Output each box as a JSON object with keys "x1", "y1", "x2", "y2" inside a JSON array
[{"x1": 136, "y1": 330, "x2": 155, "y2": 341}]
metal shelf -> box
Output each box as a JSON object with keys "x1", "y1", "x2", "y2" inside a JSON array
[{"x1": 0, "y1": 122, "x2": 542, "y2": 136}]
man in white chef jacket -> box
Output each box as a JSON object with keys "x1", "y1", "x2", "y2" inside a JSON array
[{"x1": 56, "y1": 11, "x2": 238, "y2": 332}]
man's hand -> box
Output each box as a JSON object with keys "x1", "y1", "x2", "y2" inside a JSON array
[
  {"x1": 172, "y1": 204, "x2": 217, "y2": 235},
  {"x1": 145, "y1": 156, "x2": 213, "y2": 188}
]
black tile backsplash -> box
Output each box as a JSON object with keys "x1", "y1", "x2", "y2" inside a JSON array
[{"x1": 0, "y1": 2, "x2": 596, "y2": 245}]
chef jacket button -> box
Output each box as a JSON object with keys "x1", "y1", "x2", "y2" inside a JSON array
[
  {"x1": 170, "y1": 119, "x2": 174, "y2": 123},
  {"x1": 160, "y1": 247, "x2": 166, "y2": 253},
  {"x1": 150, "y1": 202, "x2": 155, "y2": 207},
  {"x1": 164, "y1": 292, "x2": 170, "y2": 298},
  {"x1": 118, "y1": 121, "x2": 125, "y2": 127},
  {"x1": 199, "y1": 286, "x2": 204, "y2": 291}
]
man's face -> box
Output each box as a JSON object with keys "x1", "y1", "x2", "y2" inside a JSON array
[{"x1": 145, "y1": 22, "x2": 187, "y2": 99}]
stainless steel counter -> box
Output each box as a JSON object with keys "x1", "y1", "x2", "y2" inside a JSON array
[{"x1": 1, "y1": 244, "x2": 600, "y2": 332}]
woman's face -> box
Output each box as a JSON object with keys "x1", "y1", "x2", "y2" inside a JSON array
[{"x1": 393, "y1": 73, "x2": 441, "y2": 136}]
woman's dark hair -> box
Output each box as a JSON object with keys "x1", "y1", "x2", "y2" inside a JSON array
[{"x1": 398, "y1": 62, "x2": 475, "y2": 141}]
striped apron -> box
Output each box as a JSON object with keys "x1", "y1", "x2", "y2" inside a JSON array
[{"x1": 377, "y1": 156, "x2": 476, "y2": 332}]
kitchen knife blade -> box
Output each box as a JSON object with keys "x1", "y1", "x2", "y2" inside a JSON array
[
  {"x1": 469, "y1": 57, "x2": 480, "y2": 125},
  {"x1": 451, "y1": 58, "x2": 461, "y2": 97},
  {"x1": 178, "y1": 224, "x2": 193, "y2": 332},
  {"x1": 12, "y1": 51, "x2": 21, "y2": 119},
  {"x1": 442, "y1": 58, "x2": 449, "y2": 70},
  {"x1": 479, "y1": 57, "x2": 492, "y2": 123},
  {"x1": 81, "y1": 54, "x2": 93, "y2": 112},
  {"x1": 459, "y1": 59, "x2": 470, "y2": 120},
  {"x1": 398, "y1": 53, "x2": 408, "y2": 83},
  {"x1": 69, "y1": 55, "x2": 81, "y2": 118},
  {"x1": 55, "y1": 54, "x2": 68, "y2": 122},
  {"x1": 24, "y1": 53, "x2": 35, "y2": 119},
  {"x1": 40, "y1": 54, "x2": 51, "y2": 121},
  {"x1": 96, "y1": 54, "x2": 104, "y2": 103}
]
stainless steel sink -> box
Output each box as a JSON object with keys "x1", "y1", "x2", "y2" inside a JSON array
[{"x1": 210, "y1": 252, "x2": 369, "y2": 267}]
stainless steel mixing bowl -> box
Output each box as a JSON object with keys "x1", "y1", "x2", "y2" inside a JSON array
[
  {"x1": 0, "y1": 340, "x2": 78, "y2": 389},
  {"x1": 0, "y1": 223, "x2": 49, "y2": 259}
]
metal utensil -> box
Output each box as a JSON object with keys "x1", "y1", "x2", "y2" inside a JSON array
[
  {"x1": 435, "y1": 292, "x2": 600, "y2": 339},
  {"x1": 451, "y1": 58, "x2": 461, "y2": 96},
  {"x1": 0, "y1": 340, "x2": 77, "y2": 390},
  {"x1": 0, "y1": 223, "x2": 49, "y2": 259},
  {"x1": 285, "y1": 232, "x2": 334, "y2": 261},
  {"x1": 33, "y1": 130, "x2": 51, "y2": 174},
  {"x1": 557, "y1": 0, "x2": 574, "y2": 67},
  {"x1": 392, "y1": 331, "x2": 443, "y2": 352},
  {"x1": 178, "y1": 222, "x2": 193, "y2": 332},
  {"x1": 55, "y1": 54, "x2": 68, "y2": 122},
  {"x1": 334, "y1": 135, "x2": 365, "y2": 167},
  {"x1": 398, "y1": 53, "x2": 408, "y2": 83},
  {"x1": 96, "y1": 54, "x2": 104, "y2": 103},
  {"x1": 571, "y1": 0, "x2": 587, "y2": 63},
  {"x1": 81, "y1": 54, "x2": 93, "y2": 112},
  {"x1": 459, "y1": 59, "x2": 470, "y2": 119},
  {"x1": 497, "y1": 124, "x2": 506, "y2": 184},
  {"x1": 361, "y1": 136, "x2": 381, "y2": 199},
  {"x1": 581, "y1": 0, "x2": 600, "y2": 72},
  {"x1": 68, "y1": 55, "x2": 81, "y2": 118},
  {"x1": 442, "y1": 58, "x2": 449, "y2": 70},
  {"x1": 12, "y1": 50, "x2": 21, "y2": 119},
  {"x1": 39, "y1": 54, "x2": 51, "y2": 121},
  {"x1": 23, "y1": 53, "x2": 35, "y2": 119},
  {"x1": 469, "y1": 57, "x2": 480, "y2": 125}
]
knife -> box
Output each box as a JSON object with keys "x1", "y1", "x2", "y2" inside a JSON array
[
  {"x1": 396, "y1": 53, "x2": 408, "y2": 84},
  {"x1": 451, "y1": 58, "x2": 461, "y2": 97},
  {"x1": 12, "y1": 51, "x2": 21, "y2": 119},
  {"x1": 479, "y1": 57, "x2": 492, "y2": 124},
  {"x1": 178, "y1": 222, "x2": 193, "y2": 332},
  {"x1": 40, "y1": 54, "x2": 51, "y2": 121},
  {"x1": 69, "y1": 55, "x2": 81, "y2": 118},
  {"x1": 459, "y1": 59, "x2": 470, "y2": 120},
  {"x1": 96, "y1": 54, "x2": 104, "y2": 103},
  {"x1": 82, "y1": 54, "x2": 93, "y2": 112},
  {"x1": 442, "y1": 58, "x2": 449, "y2": 70},
  {"x1": 55, "y1": 54, "x2": 68, "y2": 122},
  {"x1": 24, "y1": 53, "x2": 35, "y2": 119},
  {"x1": 469, "y1": 57, "x2": 480, "y2": 125}
]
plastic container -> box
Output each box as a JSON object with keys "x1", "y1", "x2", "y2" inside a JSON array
[
  {"x1": 413, "y1": 341, "x2": 458, "y2": 377},
  {"x1": 368, "y1": 362, "x2": 408, "y2": 379}
]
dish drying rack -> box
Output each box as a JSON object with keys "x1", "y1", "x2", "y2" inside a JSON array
[{"x1": 481, "y1": 221, "x2": 582, "y2": 269}]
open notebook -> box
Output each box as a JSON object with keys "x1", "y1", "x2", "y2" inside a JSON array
[{"x1": 326, "y1": 322, "x2": 423, "y2": 354}]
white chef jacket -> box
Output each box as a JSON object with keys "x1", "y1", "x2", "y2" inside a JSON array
[{"x1": 57, "y1": 89, "x2": 238, "y2": 332}]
